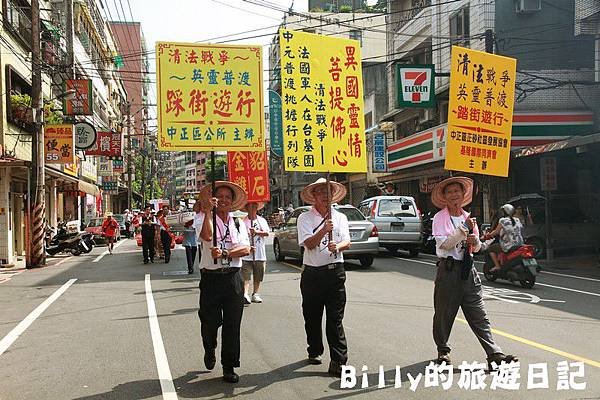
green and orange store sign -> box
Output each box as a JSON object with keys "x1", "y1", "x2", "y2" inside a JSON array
[{"x1": 388, "y1": 111, "x2": 594, "y2": 172}]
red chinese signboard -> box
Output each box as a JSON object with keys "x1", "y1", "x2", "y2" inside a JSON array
[
  {"x1": 84, "y1": 131, "x2": 122, "y2": 157},
  {"x1": 63, "y1": 79, "x2": 93, "y2": 115},
  {"x1": 227, "y1": 151, "x2": 270, "y2": 202}
]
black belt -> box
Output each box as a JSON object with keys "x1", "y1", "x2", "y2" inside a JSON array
[
  {"x1": 303, "y1": 263, "x2": 344, "y2": 271},
  {"x1": 200, "y1": 267, "x2": 239, "y2": 274}
]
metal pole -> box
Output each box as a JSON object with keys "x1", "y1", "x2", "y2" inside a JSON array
[
  {"x1": 211, "y1": 151, "x2": 217, "y2": 264},
  {"x1": 280, "y1": 157, "x2": 284, "y2": 208},
  {"x1": 326, "y1": 172, "x2": 333, "y2": 247},
  {"x1": 126, "y1": 102, "x2": 132, "y2": 211},
  {"x1": 545, "y1": 191, "x2": 554, "y2": 260},
  {"x1": 65, "y1": 0, "x2": 74, "y2": 77},
  {"x1": 28, "y1": 0, "x2": 45, "y2": 268}
]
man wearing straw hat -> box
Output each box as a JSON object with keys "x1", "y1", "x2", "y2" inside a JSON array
[
  {"x1": 297, "y1": 177, "x2": 351, "y2": 377},
  {"x1": 241, "y1": 201, "x2": 270, "y2": 304},
  {"x1": 431, "y1": 176, "x2": 517, "y2": 370},
  {"x1": 196, "y1": 181, "x2": 250, "y2": 383}
]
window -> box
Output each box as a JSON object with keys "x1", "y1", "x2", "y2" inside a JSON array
[
  {"x1": 449, "y1": 6, "x2": 470, "y2": 46},
  {"x1": 335, "y1": 207, "x2": 366, "y2": 221},
  {"x1": 377, "y1": 198, "x2": 417, "y2": 217},
  {"x1": 2, "y1": 0, "x2": 32, "y2": 49},
  {"x1": 5, "y1": 65, "x2": 34, "y2": 133},
  {"x1": 349, "y1": 29, "x2": 362, "y2": 46}
]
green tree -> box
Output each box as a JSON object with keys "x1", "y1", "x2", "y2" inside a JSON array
[{"x1": 205, "y1": 155, "x2": 227, "y2": 181}]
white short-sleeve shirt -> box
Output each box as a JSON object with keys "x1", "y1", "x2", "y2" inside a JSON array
[
  {"x1": 242, "y1": 216, "x2": 270, "y2": 262},
  {"x1": 297, "y1": 207, "x2": 350, "y2": 267},
  {"x1": 198, "y1": 211, "x2": 250, "y2": 270},
  {"x1": 193, "y1": 212, "x2": 205, "y2": 242}
]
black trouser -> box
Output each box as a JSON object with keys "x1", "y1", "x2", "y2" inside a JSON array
[
  {"x1": 142, "y1": 234, "x2": 155, "y2": 262},
  {"x1": 160, "y1": 230, "x2": 172, "y2": 262},
  {"x1": 300, "y1": 264, "x2": 348, "y2": 364},
  {"x1": 433, "y1": 259, "x2": 502, "y2": 356},
  {"x1": 185, "y1": 245, "x2": 197, "y2": 272},
  {"x1": 198, "y1": 269, "x2": 245, "y2": 368}
]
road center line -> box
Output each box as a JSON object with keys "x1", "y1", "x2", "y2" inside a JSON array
[
  {"x1": 145, "y1": 274, "x2": 178, "y2": 400},
  {"x1": 93, "y1": 239, "x2": 127, "y2": 263},
  {"x1": 541, "y1": 270, "x2": 600, "y2": 282},
  {"x1": 0, "y1": 279, "x2": 77, "y2": 356}
]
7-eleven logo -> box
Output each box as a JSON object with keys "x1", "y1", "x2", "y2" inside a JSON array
[{"x1": 399, "y1": 66, "x2": 434, "y2": 106}]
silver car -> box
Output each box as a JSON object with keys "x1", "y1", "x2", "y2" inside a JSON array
[
  {"x1": 359, "y1": 196, "x2": 422, "y2": 256},
  {"x1": 273, "y1": 205, "x2": 379, "y2": 268}
]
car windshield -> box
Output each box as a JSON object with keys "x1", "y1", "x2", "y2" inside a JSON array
[
  {"x1": 335, "y1": 207, "x2": 366, "y2": 221},
  {"x1": 87, "y1": 219, "x2": 102, "y2": 227},
  {"x1": 113, "y1": 215, "x2": 125, "y2": 223},
  {"x1": 378, "y1": 199, "x2": 417, "y2": 217}
]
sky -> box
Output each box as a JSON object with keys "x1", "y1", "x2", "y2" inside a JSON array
[{"x1": 106, "y1": 0, "x2": 312, "y2": 125}]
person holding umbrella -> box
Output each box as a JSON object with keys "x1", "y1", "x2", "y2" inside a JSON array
[
  {"x1": 241, "y1": 201, "x2": 270, "y2": 304},
  {"x1": 297, "y1": 177, "x2": 351, "y2": 377},
  {"x1": 431, "y1": 176, "x2": 517, "y2": 370},
  {"x1": 196, "y1": 181, "x2": 250, "y2": 383}
]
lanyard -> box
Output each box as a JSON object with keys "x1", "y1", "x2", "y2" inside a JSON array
[{"x1": 216, "y1": 216, "x2": 231, "y2": 246}]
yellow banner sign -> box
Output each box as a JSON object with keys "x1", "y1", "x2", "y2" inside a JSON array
[
  {"x1": 156, "y1": 42, "x2": 265, "y2": 151},
  {"x1": 44, "y1": 124, "x2": 74, "y2": 164},
  {"x1": 445, "y1": 46, "x2": 517, "y2": 177},
  {"x1": 279, "y1": 30, "x2": 367, "y2": 172}
]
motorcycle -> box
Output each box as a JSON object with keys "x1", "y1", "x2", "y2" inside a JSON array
[
  {"x1": 483, "y1": 244, "x2": 540, "y2": 288},
  {"x1": 46, "y1": 224, "x2": 95, "y2": 256}
]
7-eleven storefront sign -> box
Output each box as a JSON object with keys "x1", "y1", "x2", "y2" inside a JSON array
[
  {"x1": 396, "y1": 64, "x2": 436, "y2": 108},
  {"x1": 387, "y1": 111, "x2": 594, "y2": 172}
]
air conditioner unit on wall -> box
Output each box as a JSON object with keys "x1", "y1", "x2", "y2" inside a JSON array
[{"x1": 516, "y1": 0, "x2": 541, "y2": 13}]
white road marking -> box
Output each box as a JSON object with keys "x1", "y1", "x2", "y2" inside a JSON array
[
  {"x1": 541, "y1": 270, "x2": 600, "y2": 283},
  {"x1": 92, "y1": 239, "x2": 126, "y2": 263},
  {"x1": 0, "y1": 279, "x2": 76, "y2": 356},
  {"x1": 145, "y1": 274, "x2": 178, "y2": 400},
  {"x1": 396, "y1": 257, "x2": 600, "y2": 298}
]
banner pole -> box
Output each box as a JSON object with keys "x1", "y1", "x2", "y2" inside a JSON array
[
  {"x1": 211, "y1": 151, "x2": 217, "y2": 265},
  {"x1": 326, "y1": 172, "x2": 335, "y2": 256}
]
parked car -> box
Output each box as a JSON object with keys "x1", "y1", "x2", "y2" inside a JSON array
[
  {"x1": 273, "y1": 204, "x2": 379, "y2": 268},
  {"x1": 112, "y1": 214, "x2": 128, "y2": 238},
  {"x1": 359, "y1": 196, "x2": 422, "y2": 257},
  {"x1": 84, "y1": 218, "x2": 122, "y2": 244}
]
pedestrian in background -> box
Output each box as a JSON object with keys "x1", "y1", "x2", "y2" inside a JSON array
[
  {"x1": 155, "y1": 209, "x2": 165, "y2": 260},
  {"x1": 431, "y1": 176, "x2": 517, "y2": 370},
  {"x1": 297, "y1": 178, "x2": 351, "y2": 377},
  {"x1": 101, "y1": 212, "x2": 119, "y2": 254},
  {"x1": 158, "y1": 208, "x2": 173, "y2": 263},
  {"x1": 241, "y1": 201, "x2": 270, "y2": 304},
  {"x1": 140, "y1": 206, "x2": 156, "y2": 264},
  {"x1": 183, "y1": 219, "x2": 197, "y2": 274},
  {"x1": 196, "y1": 181, "x2": 250, "y2": 383}
]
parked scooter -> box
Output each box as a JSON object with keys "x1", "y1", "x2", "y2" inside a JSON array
[
  {"x1": 482, "y1": 244, "x2": 540, "y2": 288},
  {"x1": 46, "y1": 222, "x2": 95, "y2": 256}
]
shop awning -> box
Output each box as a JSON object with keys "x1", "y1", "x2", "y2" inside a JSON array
[
  {"x1": 78, "y1": 180, "x2": 100, "y2": 197},
  {"x1": 513, "y1": 131, "x2": 600, "y2": 158}
]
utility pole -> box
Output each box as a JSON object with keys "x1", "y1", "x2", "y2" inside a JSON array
[
  {"x1": 28, "y1": 0, "x2": 45, "y2": 268},
  {"x1": 126, "y1": 102, "x2": 132, "y2": 211},
  {"x1": 65, "y1": 0, "x2": 74, "y2": 77}
]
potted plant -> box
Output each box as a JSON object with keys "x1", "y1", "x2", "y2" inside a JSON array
[
  {"x1": 9, "y1": 93, "x2": 32, "y2": 122},
  {"x1": 44, "y1": 103, "x2": 64, "y2": 124}
]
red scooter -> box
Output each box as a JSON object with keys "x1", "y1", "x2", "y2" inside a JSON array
[{"x1": 483, "y1": 244, "x2": 540, "y2": 288}]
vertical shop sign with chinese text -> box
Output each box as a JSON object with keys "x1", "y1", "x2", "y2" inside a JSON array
[
  {"x1": 372, "y1": 131, "x2": 386, "y2": 172},
  {"x1": 63, "y1": 79, "x2": 93, "y2": 115},
  {"x1": 445, "y1": 46, "x2": 517, "y2": 177},
  {"x1": 227, "y1": 151, "x2": 270, "y2": 202},
  {"x1": 156, "y1": 42, "x2": 265, "y2": 151},
  {"x1": 45, "y1": 124, "x2": 74, "y2": 164},
  {"x1": 279, "y1": 29, "x2": 367, "y2": 172},
  {"x1": 269, "y1": 90, "x2": 283, "y2": 157}
]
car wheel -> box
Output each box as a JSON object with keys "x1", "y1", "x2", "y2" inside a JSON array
[
  {"x1": 526, "y1": 237, "x2": 545, "y2": 259},
  {"x1": 483, "y1": 261, "x2": 497, "y2": 282},
  {"x1": 359, "y1": 255, "x2": 374, "y2": 268},
  {"x1": 409, "y1": 248, "x2": 419, "y2": 257},
  {"x1": 273, "y1": 239, "x2": 285, "y2": 262}
]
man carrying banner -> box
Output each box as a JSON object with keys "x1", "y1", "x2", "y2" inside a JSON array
[
  {"x1": 196, "y1": 181, "x2": 250, "y2": 383},
  {"x1": 297, "y1": 178, "x2": 351, "y2": 377},
  {"x1": 241, "y1": 201, "x2": 270, "y2": 304}
]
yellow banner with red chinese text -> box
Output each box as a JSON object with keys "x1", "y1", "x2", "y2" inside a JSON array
[
  {"x1": 445, "y1": 46, "x2": 517, "y2": 177},
  {"x1": 44, "y1": 124, "x2": 74, "y2": 164},
  {"x1": 156, "y1": 42, "x2": 265, "y2": 151},
  {"x1": 279, "y1": 30, "x2": 367, "y2": 172}
]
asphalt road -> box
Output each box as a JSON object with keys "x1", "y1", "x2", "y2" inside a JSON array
[{"x1": 1, "y1": 238, "x2": 599, "y2": 400}]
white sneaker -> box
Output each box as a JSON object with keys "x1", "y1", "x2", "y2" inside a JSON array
[
  {"x1": 244, "y1": 294, "x2": 252, "y2": 304},
  {"x1": 251, "y1": 293, "x2": 263, "y2": 303}
]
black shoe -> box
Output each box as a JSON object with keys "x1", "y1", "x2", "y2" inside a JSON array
[
  {"x1": 487, "y1": 353, "x2": 518, "y2": 371},
  {"x1": 150, "y1": 259, "x2": 154, "y2": 263},
  {"x1": 328, "y1": 361, "x2": 342, "y2": 377},
  {"x1": 435, "y1": 351, "x2": 451, "y2": 365},
  {"x1": 307, "y1": 355, "x2": 322, "y2": 365},
  {"x1": 223, "y1": 367, "x2": 239, "y2": 383},
  {"x1": 204, "y1": 350, "x2": 216, "y2": 370},
  {"x1": 143, "y1": 260, "x2": 149, "y2": 264}
]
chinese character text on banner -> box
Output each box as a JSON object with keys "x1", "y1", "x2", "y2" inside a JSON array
[
  {"x1": 227, "y1": 151, "x2": 270, "y2": 202},
  {"x1": 156, "y1": 42, "x2": 265, "y2": 151},
  {"x1": 84, "y1": 131, "x2": 123, "y2": 157},
  {"x1": 279, "y1": 30, "x2": 367, "y2": 172},
  {"x1": 44, "y1": 124, "x2": 74, "y2": 164},
  {"x1": 445, "y1": 46, "x2": 517, "y2": 177}
]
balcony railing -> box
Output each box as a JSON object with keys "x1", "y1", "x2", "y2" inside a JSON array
[
  {"x1": 392, "y1": 0, "x2": 431, "y2": 32},
  {"x1": 3, "y1": 0, "x2": 32, "y2": 49}
]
